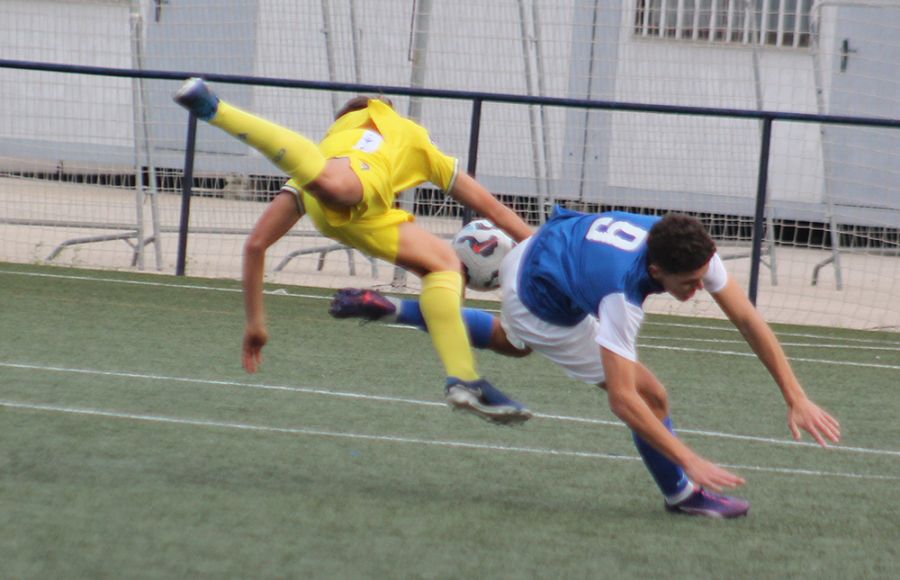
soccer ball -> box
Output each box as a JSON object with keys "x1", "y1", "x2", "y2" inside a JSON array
[{"x1": 451, "y1": 219, "x2": 514, "y2": 291}]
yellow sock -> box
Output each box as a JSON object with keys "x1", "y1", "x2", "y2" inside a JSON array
[
  {"x1": 420, "y1": 271, "x2": 479, "y2": 381},
  {"x1": 211, "y1": 101, "x2": 326, "y2": 186}
]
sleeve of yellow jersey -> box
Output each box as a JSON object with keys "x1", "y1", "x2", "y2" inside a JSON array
[
  {"x1": 419, "y1": 133, "x2": 459, "y2": 194},
  {"x1": 368, "y1": 99, "x2": 459, "y2": 193}
]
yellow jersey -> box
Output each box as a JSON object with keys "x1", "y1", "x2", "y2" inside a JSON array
[{"x1": 283, "y1": 99, "x2": 460, "y2": 260}]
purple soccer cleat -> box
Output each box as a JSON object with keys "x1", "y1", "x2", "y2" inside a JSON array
[
  {"x1": 666, "y1": 488, "x2": 750, "y2": 519},
  {"x1": 329, "y1": 288, "x2": 397, "y2": 321}
]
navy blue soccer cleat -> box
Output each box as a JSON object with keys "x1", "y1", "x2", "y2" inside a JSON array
[
  {"x1": 329, "y1": 288, "x2": 397, "y2": 321},
  {"x1": 445, "y1": 377, "x2": 532, "y2": 426},
  {"x1": 666, "y1": 488, "x2": 750, "y2": 519},
  {"x1": 173, "y1": 77, "x2": 220, "y2": 121}
]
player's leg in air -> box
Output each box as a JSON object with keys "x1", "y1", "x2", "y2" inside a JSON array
[
  {"x1": 173, "y1": 78, "x2": 531, "y2": 426},
  {"x1": 330, "y1": 288, "x2": 531, "y2": 358},
  {"x1": 333, "y1": 289, "x2": 750, "y2": 518},
  {"x1": 173, "y1": 77, "x2": 360, "y2": 207}
]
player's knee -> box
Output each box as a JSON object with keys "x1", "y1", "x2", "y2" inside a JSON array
[
  {"x1": 396, "y1": 224, "x2": 464, "y2": 276},
  {"x1": 428, "y1": 243, "x2": 463, "y2": 273},
  {"x1": 244, "y1": 234, "x2": 268, "y2": 255},
  {"x1": 492, "y1": 341, "x2": 531, "y2": 358},
  {"x1": 505, "y1": 345, "x2": 532, "y2": 358},
  {"x1": 490, "y1": 325, "x2": 530, "y2": 357}
]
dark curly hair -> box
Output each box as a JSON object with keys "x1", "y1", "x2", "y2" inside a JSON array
[
  {"x1": 646, "y1": 214, "x2": 716, "y2": 274},
  {"x1": 335, "y1": 95, "x2": 394, "y2": 120}
]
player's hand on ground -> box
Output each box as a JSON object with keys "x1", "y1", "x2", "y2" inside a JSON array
[
  {"x1": 242, "y1": 324, "x2": 269, "y2": 373},
  {"x1": 788, "y1": 397, "x2": 841, "y2": 447},
  {"x1": 683, "y1": 456, "x2": 746, "y2": 492}
]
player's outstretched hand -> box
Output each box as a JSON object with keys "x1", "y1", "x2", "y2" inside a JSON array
[
  {"x1": 242, "y1": 324, "x2": 269, "y2": 373},
  {"x1": 788, "y1": 397, "x2": 841, "y2": 447},
  {"x1": 683, "y1": 456, "x2": 746, "y2": 492}
]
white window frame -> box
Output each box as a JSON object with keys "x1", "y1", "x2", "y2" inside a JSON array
[{"x1": 634, "y1": 0, "x2": 812, "y2": 48}]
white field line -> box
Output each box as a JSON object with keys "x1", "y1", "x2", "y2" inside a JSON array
[
  {"x1": 2, "y1": 399, "x2": 898, "y2": 482},
  {"x1": 535, "y1": 412, "x2": 900, "y2": 457},
  {"x1": 3, "y1": 268, "x2": 898, "y2": 349},
  {"x1": 0, "y1": 268, "x2": 246, "y2": 294},
  {"x1": 641, "y1": 335, "x2": 900, "y2": 352},
  {"x1": 642, "y1": 320, "x2": 900, "y2": 345},
  {"x1": 2, "y1": 361, "x2": 899, "y2": 458},
  {"x1": 0, "y1": 400, "x2": 634, "y2": 461},
  {"x1": 387, "y1": 324, "x2": 900, "y2": 369},
  {"x1": 386, "y1": 324, "x2": 900, "y2": 361},
  {"x1": 639, "y1": 344, "x2": 900, "y2": 371},
  {"x1": 0, "y1": 362, "x2": 441, "y2": 407}
]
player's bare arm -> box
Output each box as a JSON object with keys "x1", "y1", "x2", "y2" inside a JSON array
[
  {"x1": 241, "y1": 190, "x2": 303, "y2": 373},
  {"x1": 712, "y1": 276, "x2": 841, "y2": 446},
  {"x1": 447, "y1": 172, "x2": 534, "y2": 242},
  {"x1": 601, "y1": 347, "x2": 746, "y2": 492}
]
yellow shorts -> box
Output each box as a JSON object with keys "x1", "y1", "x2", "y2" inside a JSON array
[{"x1": 288, "y1": 153, "x2": 414, "y2": 262}]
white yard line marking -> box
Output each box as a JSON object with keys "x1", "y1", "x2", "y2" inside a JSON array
[
  {"x1": 641, "y1": 335, "x2": 900, "y2": 352},
  {"x1": 0, "y1": 268, "x2": 326, "y2": 300},
  {"x1": 386, "y1": 324, "x2": 899, "y2": 361},
  {"x1": 2, "y1": 400, "x2": 896, "y2": 482},
  {"x1": 3, "y1": 268, "x2": 898, "y2": 348},
  {"x1": 639, "y1": 344, "x2": 900, "y2": 371},
  {"x1": 0, "y1": 361, "x2": 441, "y2": 407},
  {"x1": 0, "y1": 269, "x2": 243, "y2": 293},
  {"x1": 390, "y1": 324, "x2": 899, "y2": 368},
  {"x1": 641, "y1": 320, "x2": 900, "y2": 345},
  {"x1": 536, "y1": 412, "x2": 900, "y2": 457},
  {"x1": 3, "y1": 361, "x2": 899, "y2": 458},
  {"x1": 0, "y1": 400, "x2": 636, "y2": 461}
]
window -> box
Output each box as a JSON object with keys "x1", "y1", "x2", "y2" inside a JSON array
[{"x1": 634, "y1": 0, "x2": 811, "y2": 48}]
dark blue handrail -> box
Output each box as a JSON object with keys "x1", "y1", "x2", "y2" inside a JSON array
[{"x1": 3, "y1": 59, "x2": 898, "y2": 302}]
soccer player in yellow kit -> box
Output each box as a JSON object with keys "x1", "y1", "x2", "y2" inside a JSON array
[{"x1": 174, "y1": 78, "x2": 534, "y2": 424}]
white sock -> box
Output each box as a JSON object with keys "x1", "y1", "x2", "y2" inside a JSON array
[
  {"x1": 666, "y1": 480, "x2": 696, "y2": 506},
  {"x1": 381, "y1": 296, "x2": 402, "y2": 323}
]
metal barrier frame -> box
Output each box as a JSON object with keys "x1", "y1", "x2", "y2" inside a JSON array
[{"x1": 2, "y1": 59, "x2": 899, "y2": 304}]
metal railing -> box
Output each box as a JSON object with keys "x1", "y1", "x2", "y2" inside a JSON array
[{"x1": 2, "y1": 58, "x2": 899, "y2": 304}]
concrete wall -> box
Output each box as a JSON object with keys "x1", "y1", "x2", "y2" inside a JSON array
[{"x1": 0, "y1": 0, "x2": 894, "y2": 224}]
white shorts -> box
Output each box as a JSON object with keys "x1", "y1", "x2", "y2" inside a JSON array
[{"x1": 499, "y1": 238, "x2": 607, "y2": 385}]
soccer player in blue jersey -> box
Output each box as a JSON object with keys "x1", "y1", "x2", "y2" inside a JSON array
[{"x1": 330, "y1": 208, "x2": 842, "y2": 518}]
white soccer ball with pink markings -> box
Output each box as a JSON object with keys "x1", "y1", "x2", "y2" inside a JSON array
[{"x1": 452, "y1": 219, "x2": 514, "y2": 291}]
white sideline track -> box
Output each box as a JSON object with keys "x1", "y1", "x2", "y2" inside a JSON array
[
  {"x1": 1, "y1": 399, "x2": 898, "y2": 482},
  {"x1": 3, "y1": 268, "x2": 900, "y2": 346},
  {"x1": 1, "y1": 361, "x2": 899, "y2": 460}
]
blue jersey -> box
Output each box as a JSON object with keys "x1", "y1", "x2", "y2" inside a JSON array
[{"x1": 516, "y1": 208, "x2": 665, "y2": 326}]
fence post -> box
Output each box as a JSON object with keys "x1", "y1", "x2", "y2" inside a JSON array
[
  {"x1": 748, "y1": 116, "x2": 773, "y2": 305},
  {"x1": 176, "y1": 113, "x2": 198, "y2": 276},
  {"x1": 461, "y1": 98, "x2": 483, "y2": 225}
]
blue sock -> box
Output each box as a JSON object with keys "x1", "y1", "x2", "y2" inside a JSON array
[
  {"x1": 632, "y1": 416, "x2": 691, "y2": 499},
  {"x1": 397, "y1": 300, "x2": 494, "y2": 349}
]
